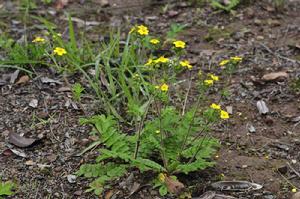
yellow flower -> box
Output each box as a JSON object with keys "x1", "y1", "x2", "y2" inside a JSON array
[
  {"x1": 220, "y1": 110, "x2": 229, "y2": 119},
  {"x1": 173, "y1": 40, "x2": 186, "y2": 49},
  {"x1": 53, "y1": 47, "x2": 67, "y2": 56},
  {"x1": 219, "y1": 59, "x2": 230, "y2": 66},
  {"x1": 292, "y1": 188, "x2": 297, "y2": 193},
  {"x1": 158, "y1": 173, "x2": 166, "y2": 182},
  {"x1": 137, "y1": 25, "x2": 149, "y2": 36},
  {"x1": 145, "y1": 58, "x2": 153, "y2": 66},
  {"x1": 210, "y1": 103, "x2": 221, "y2": 110},
  {"x1": 204, "y1": 79, "x2": 214, "y2": 86},
  {"x1": 180, "y1": 60, "x2": 192, "y2": 70},
  {"x1": 154, "y1": 56, "x2": 169, "y2": 64},
  {"x1": 32, "y1": 36, "x2": 45, "y2": 43},
  {"x1": 150, "y1": 38, "x2": 160, "y2": 45},
  {"x1": 209, "y1": 74, "x2": 219, "y2": 81},
  {"x1": 160, "y1": 83, "x2": 169, "y2": 92},
  {"x1": 230, "y1": 56, "x2": 242, "y2": 62},
  {"x1": 155, "y1": 130, "x2": 160, "y2": 134}
]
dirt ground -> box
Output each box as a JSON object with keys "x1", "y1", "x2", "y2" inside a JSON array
[{"x1": 1, "y1": 0, "x2": 300, "y2": 198}]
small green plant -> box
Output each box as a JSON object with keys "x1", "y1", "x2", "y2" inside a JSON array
[
  {"x1": 76, "y1": 25, "x2": 242, "y2": 197},
  {"x1": 210, "y1": 0, "x2": 240, "y2": 12},
  {"x1": 0, "y1": 181, "x2": 15, "y2": 199},
  {"x1": 72, "y1": 83, "x2": 85, "y2": 102},
  {"x1": 167, "y1": 23, "x2": 186, "y2": 40},
  {"x1": 77, "y1": 107, "x2": 219, "y2": 195}
]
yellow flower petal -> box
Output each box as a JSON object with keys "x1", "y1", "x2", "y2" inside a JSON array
[
  {"x1": 32, "y1": 37, "x2": 45, "y2": 43},
  {"x1": 158, "y1": 173, "x2": 166, "y2": 182},
  {"x1": 53, "y1": 47, "x2": 67, "y2": 56},
  {"x1": 160, "y1": 83, "x2": 169, "y2": 92},
  {"x1": 173, "y1": 40, "x2": 186, "y2": 49},
  {"x1": 210, "y1": 103, "x2": 221, "y2": 110},
  {"x1": 145, "y1": 58, "x2": 153, "y2": 66},
  {"x1": 204, "y1": 79, "x2": 214, "y2": 86},
  {"x1": 154, "y1": 56, "x2": 169, "y2": 64},
  {"x1": 180, "y1": 60, "x2": 193, "y2": 70},
  {"x1": 220, "y1": 110, "x2": 229, "y2": 119},
  {"x1": 219, "y1": 59, "x2": 230, "y2": 66},
  {"x1": 230, "y1": 56, "x2": 242, "y2": 62},
  {"x1": 137, "y1": 25, "x2": 149, "y2": 36},
  {"x1": 150, "y1": 38, "x2": 160, "y2": 45},
  {"x1": 209, "y1": 74, "x2": 219, "y2": 81}
]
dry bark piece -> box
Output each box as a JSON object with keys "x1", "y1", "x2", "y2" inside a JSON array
[
  {"x1": 40, "y1": 77, "x2": 62, "y2": 85},
  {"x1": 262, "y1": 71, "x2": 288, "y2": 81},
  {"x1": 256, "y1": 100, "x2": 269, "y2": 114},
  {"x1": 211, "y1": 181, "x2": 262, "y2": 191},
  {"x1": 16, "y1": 75, "x2": 29, "y2": 84},
  {"x1": 8, "y1": 132, "x2": 37, "y2": 148},
  {"x1": 164, "y1": 176, "x2": 185, "y2": 195},
  {"x1": 58, "y1": 86, "x2": 71, "y2": 92}
]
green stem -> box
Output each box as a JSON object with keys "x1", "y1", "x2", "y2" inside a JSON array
[
  {"x1": 179, "y1": 86, "x2": 206, "y2": 155},
  {"x1": 133, "y1": 98, "x2": 152, "y2": 159}
]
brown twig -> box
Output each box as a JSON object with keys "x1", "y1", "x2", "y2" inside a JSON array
[
  {"x1": 258, "y1": 42, "x2": 300, "y2": 64},
  {"x1": 182, "y1": 71, "x2": 192, "y2": 116},
  {"x1": 287, "y1": 162, "x2": 300, "y2": 180}
]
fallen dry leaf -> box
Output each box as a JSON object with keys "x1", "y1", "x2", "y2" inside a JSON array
[
  {"x1": 8, "y1": 132, "x2": 37, "y2": 148},
  {"x1": 211, "y1": 181, "x2": 262, "y2": 191},
  {"x1": 16, "y1": 75, "x2": 29, "y2": 84},
  {"x1": 58, "y1": 86, "x2": 71, "y2": 92},
  {"x1": 262, "y1": 71, "x2": 288, "y2": 81},
  {"x1": 164, "y1": 176, "x2": 185, "y2": 195},
  {"x1": 104, "y1": 189, "x2": 114, "y2": 199},
  {"x1": 40, "y1": 77, "x2": 62, "y2": 84}
]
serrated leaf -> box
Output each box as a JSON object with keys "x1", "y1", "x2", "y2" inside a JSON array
[{"x1": 0, "y1": 181, "x2": 15, "y2": 196}]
